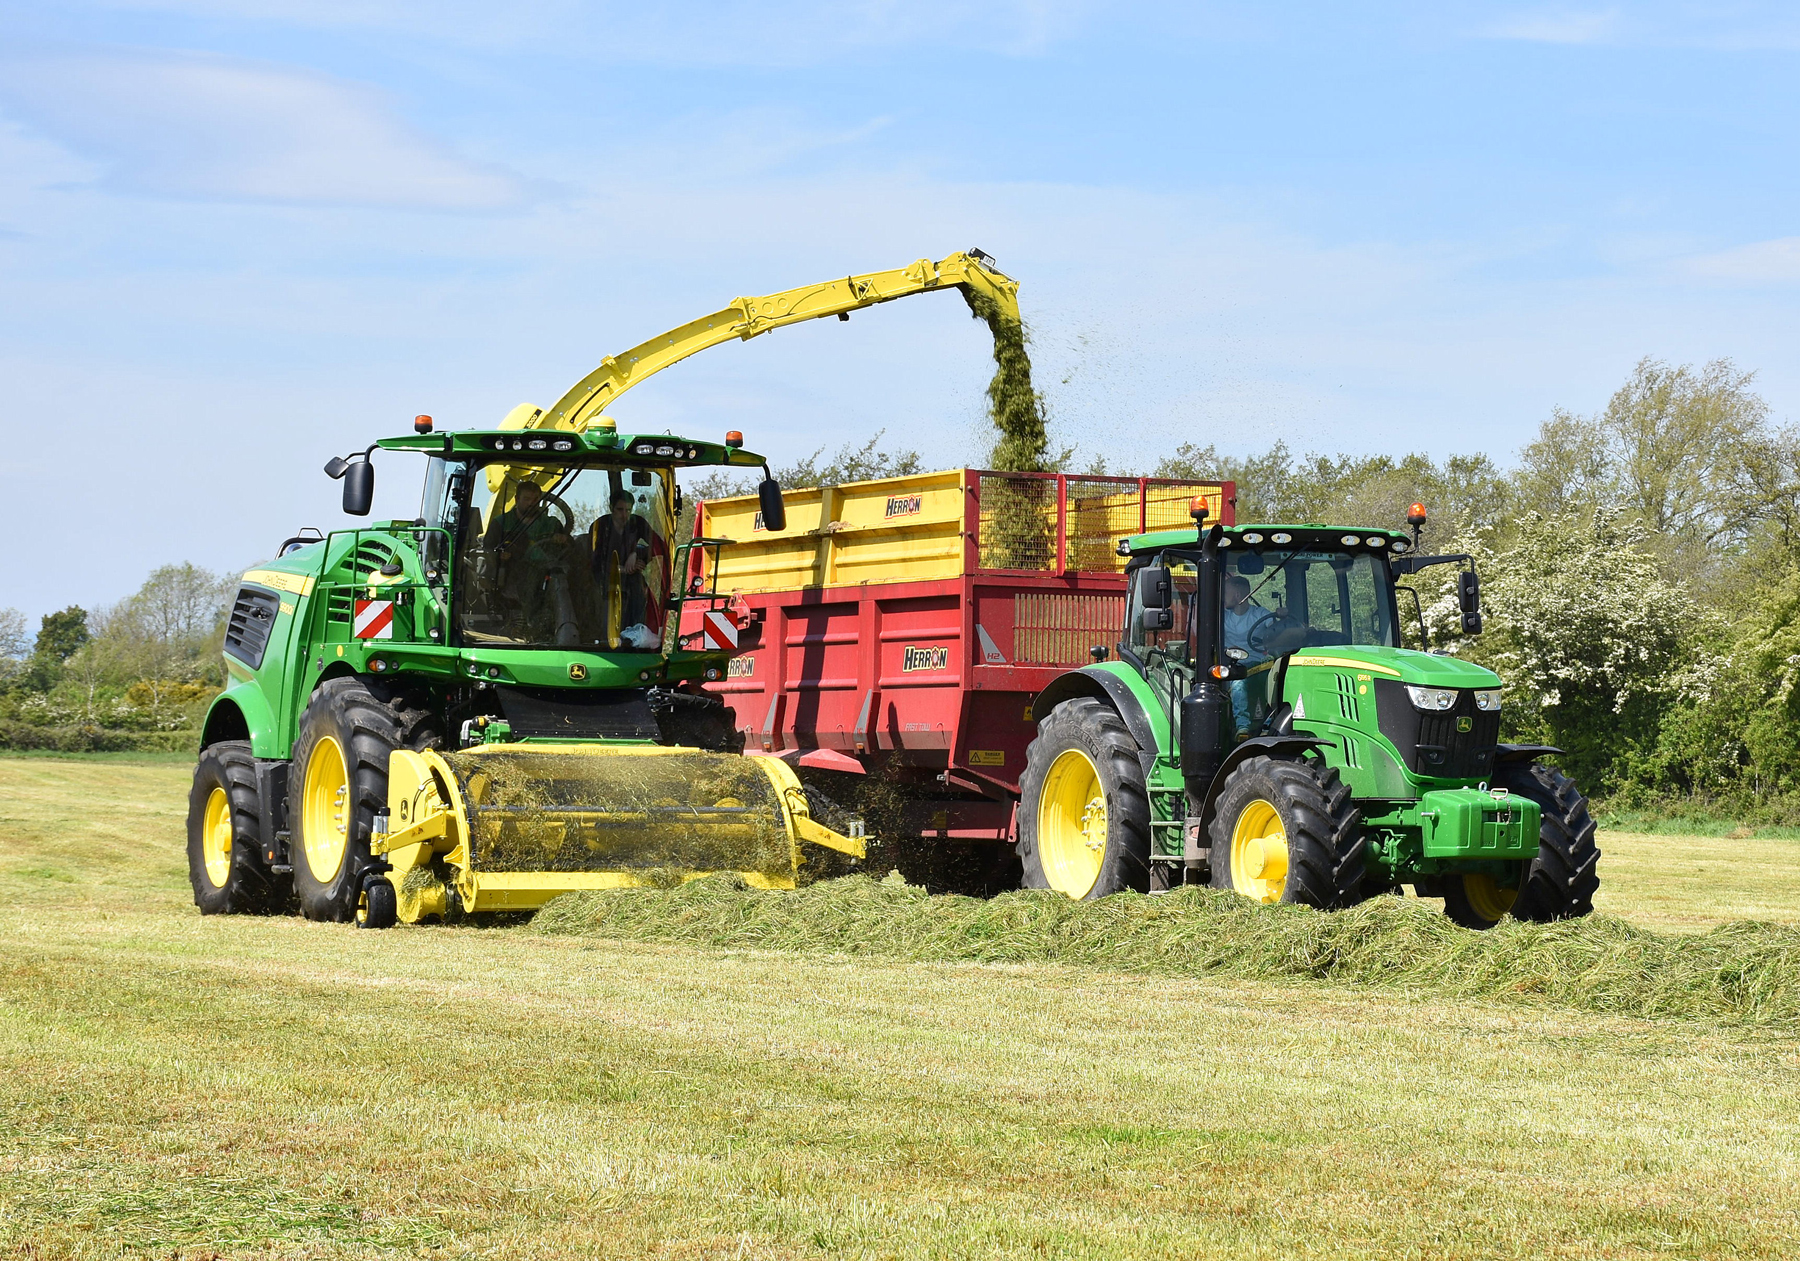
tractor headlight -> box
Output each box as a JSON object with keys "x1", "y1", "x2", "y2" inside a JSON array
[
  {"x1": 1474, "y1": 689, "x2": 1502, "y2": 711},
  {"x1": 1405, "y1": 685, "x2": 1458, "y2": 711}
]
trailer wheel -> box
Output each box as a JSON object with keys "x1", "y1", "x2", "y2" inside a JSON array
[
  {"x1": 1208, "y1": 757, "x2": 1364, "y2": 909},
  {"x1": 1501, "y1": 761, "x2": 1600, "y2": 923},
  {"x1": 1019, "y1": 698, "x2": 1151, "y2": 899},
  {"x1": 290, "y1": 676, "x2": 438, "y2": 923},
  {"x1": 187, "y1": 740, "x2": 287, "y2": 914}
]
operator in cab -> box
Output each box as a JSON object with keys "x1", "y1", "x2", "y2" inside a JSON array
[
  {"x1": 1223, "y1": 574, "x2": 1277, "y2": 740},
  {"x1": 484, "y1": 480, "x2": 573, "y2": 626},
  {"x1": 588, "y1": 489, "x2": 657, "y2": 649}
]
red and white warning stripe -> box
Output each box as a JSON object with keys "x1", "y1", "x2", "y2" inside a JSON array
[
  {"x1": 353, "y1": 599, "x2": 395, "y2": 639},
  {"x1": 701, "y1": 609, "x2": 739, "y2": 651}
]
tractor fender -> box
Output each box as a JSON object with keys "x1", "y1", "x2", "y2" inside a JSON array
[
  {"x1": 1196, "y1": 735, "x2": 1335, "y2": 843},
  {"x1": 201, "y1": 683, "x2": 280, "y2": 758},
  {"x1": 1495, "y1": 743, "x2": 1563, "y2": 764},
  {"x1": 1030, "y1": 667, "x2": 1164, "y2": 782}
]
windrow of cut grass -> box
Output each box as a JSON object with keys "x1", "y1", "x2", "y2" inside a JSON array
[{"x1": 535, "y1": 874, "x2": 1800, "y2": 1026}]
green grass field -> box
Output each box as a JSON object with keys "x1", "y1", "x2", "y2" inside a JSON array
[{"x1": 5, "y1": 755, "x2": 1800, "y2": 1259}]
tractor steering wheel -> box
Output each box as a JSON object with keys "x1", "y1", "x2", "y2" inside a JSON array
[{"x1": 1244, "y1": 610, "x2": 1282, "y2": 656}]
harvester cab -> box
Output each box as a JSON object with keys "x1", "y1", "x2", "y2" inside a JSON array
[
  {"x1": 190, "y1": 251, "x2": 1020, "y2": 926},
  {"x1": 1020, "y1": 504, "x2": 1600, "y2": 929}
]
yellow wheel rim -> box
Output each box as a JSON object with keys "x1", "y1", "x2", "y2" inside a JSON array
[
  {"x1": 302, "y1": 734, "x2": 352, "y2": 884},
  {"x1": 1228, "y1": 799, "x2": 1288, "y2": 904},
  {"x1": 1463, "y1": 873, "x2": 1518, "y2": 924},
  {"x1": 1038, "y1": 748, "x2": 1108, "y2": 898},
  {"x1": 201, "y1": 785, "x2": 233, "y2": 888}
]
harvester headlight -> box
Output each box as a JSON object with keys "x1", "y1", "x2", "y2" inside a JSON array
[
  {"x1": 1242, "y1": 532, "x2": 1263, "y2": 544},
  {"x1": 1405, "y1": 685, "x2": 1458, "y2": 712},
  {"x1": 1340, "y1": 534, "x2": 1361, "y2": 546},
  {"x1": 655, "y1": 444, "x2": 676, "y2": 456},
  {"x1": 1271, "y1": 532, "x2": 1292, "y2": 544},
  {"x1": 528, "y1": 438, "x2": 547, "y2": 451},
  {"x1": 552, "y1": 439, "x2": 574, "y2": 452},
  {"x1": 1474, "y1": 689, "x2": 1502, "y2": 711}
]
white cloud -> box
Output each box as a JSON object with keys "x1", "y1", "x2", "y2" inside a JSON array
[
  {"x1": 0, "y1": 51, "x2": 526, "y2": 209},
  {"x1": 1481, "y1": 8, "x2": 1621, "y2": 45},
  {"x1": 1679, "y1": 237, "x2": 1800, "y2": 285}
]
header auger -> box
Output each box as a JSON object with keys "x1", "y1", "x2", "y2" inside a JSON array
[{"x1": 188, "y1": 251, "x2": 1014, "y2": 925}]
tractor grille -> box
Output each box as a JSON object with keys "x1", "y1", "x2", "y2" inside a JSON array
[
  {"x1": 1373, "y1": 681, "x2": 1499, "y2": 781},
  {"x1": 1415, "y1": 705, "x2": 1501, "y2": 779}
]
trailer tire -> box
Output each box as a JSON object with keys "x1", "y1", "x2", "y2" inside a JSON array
[
  {"x1": 1502, "y1": 761, "x2": 1600, "y2": 923},
  {"x1": 290, "y1": 676, "x2": 439, "y2": 923},
  {"x1": 1208, "y1": 756, "x2": 1365, "y2": 909},
  {"x1": 187, "y1": 741, "x2": 287, "y2": 914},
  {"x1": 1018, "y1": 697, "x2": 1151, "y2": 899}
]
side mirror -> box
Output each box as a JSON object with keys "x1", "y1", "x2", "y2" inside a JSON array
[
  {"x1": 1135, "y1": 565, "x2": 1172, "y2": 610},
  {"x1": 1458, "y1": 568, "x2": 1482, "y2": 635},
  {"x1": 323, "y1": 455, "x2": 350, "y2": 480},
  {"x1": 1141, "y1": 607, "x2": 1174, "y2": 632},
  {"x1": 342, "y1": 460, "x2": 375, "y2": 516},
  {"x1": 757, "y1": 474, "x2": 787, "y2": 532}
]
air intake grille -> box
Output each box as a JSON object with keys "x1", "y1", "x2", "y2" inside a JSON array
[
  {"x1": 1415, "y1": 703, "x2": 1500, "y2": 779},
  {"x1": 224, "y1": 586, "x2": 281, "y2": 668}
]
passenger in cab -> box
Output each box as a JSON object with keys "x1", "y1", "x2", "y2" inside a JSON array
[{"x1": 588, "y1": 489, "x2": 657, "y2": 648}]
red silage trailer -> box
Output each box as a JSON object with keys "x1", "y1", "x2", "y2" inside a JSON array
[{"x1": 683, "y1": 468, "x2": 1233, "y2": 883}]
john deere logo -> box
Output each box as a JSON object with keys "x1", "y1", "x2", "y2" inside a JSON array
[
  {"x1": 569, "y1": 663, "x2": 587, "y2": 681},
  {"x1": 1456, "y1": 716, "x2": 1472, "y2": 732}
]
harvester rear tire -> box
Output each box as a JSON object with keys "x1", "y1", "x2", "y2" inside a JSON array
[
  {"x1": 1502, "y1": 761, "x2": 1600, "y2": 923},
  {"x1": 1018, "y1": 697, "x2": 1151, "y2": 899},
  {"x1": 187, "y1": 741, "x2": 287, "y2": 914},
  {"x1": 290, "y1": 676, "x2": 439, "y2": 923},
  {"x1": 1208, "y1": 756, "x2": 1365, "y2": 909}
]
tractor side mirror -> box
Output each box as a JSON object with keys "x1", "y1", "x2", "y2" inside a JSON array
[
  {"x1": 757, "y1": 474, "x2": 787, "y2": 532},
  {"x1": 1136, "y1": 565, "x2": 1172, "y2": 610},
  {"x1": 1458, "y1": 568, "x2": 1482, "y2": 635},
  {"x1": 342, "y1": 460, "x2": 375, "y2": 516}
]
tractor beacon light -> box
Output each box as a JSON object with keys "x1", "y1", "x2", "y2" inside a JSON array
[
  {"x1": 414, "y1": 415, "x2": 433, "y2": 434},
  {"x1": 1408, "y1": 502, "x2": 1428, "y2": 526},
  {"x1": 726, "y1": 430, "x2": 744, "y2": 448},
  {"x1": 1190, "y1": 496, "x2": 1210, "y2": 523}
]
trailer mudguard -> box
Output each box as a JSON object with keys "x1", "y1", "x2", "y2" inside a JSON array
[{"x1": 1030, "y1": 665, "x2": 1167, "y2": 781}]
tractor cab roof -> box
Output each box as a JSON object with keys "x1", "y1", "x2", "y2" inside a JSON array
[
  {"x1": 378, "y1": 427, "x2": 770, "y2": 471},
  {"x1": 1122, "y1": 522, "x2": 1414, "y2": 560}
]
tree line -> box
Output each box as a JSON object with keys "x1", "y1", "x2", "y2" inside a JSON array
[{"x1": 7, "y1": 355, "x2": 1795, "y2": 818}]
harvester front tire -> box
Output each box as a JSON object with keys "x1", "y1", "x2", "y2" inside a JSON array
[
  {"x1": 1018, "y1": 697, "x2": 1151, "y2": 899},
  {"x1": 290, "y1": 676, "x2": 438, "y2": 923},
  {"x1": 187, "y1": 741, "x2": 287, "y2": 914},
  {"x1": 1503, "y1": 761, "x2": 1600, "y2": 923},
  {"x1": 358, "y1": 878, "x2": 398, "y2": 929},
  {"x1": 1208, "y1": 757, "x2": 1364, "y2": 909}
]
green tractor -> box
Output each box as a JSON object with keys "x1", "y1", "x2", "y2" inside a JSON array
[{"x1": 1018, "y1": 506, "x2": 1599, "y2": 927}]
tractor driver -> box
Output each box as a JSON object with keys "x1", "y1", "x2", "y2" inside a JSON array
[
  {"x1": 483, "y1": 480, "x2": 573, "y2": 634},
  {"x1": 588, "y1": 489, "x2": 657, "y2": 647},
  {"x1": 1223, "y1": 574, "x2": 1282, "y2": 739}
]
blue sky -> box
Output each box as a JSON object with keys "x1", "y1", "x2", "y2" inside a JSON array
[{"x1": 3, "y1": 2, "x2": 1798, "y2": 621}]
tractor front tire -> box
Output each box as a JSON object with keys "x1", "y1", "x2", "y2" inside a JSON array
[
  {"x1": 187, "y1": 740, "x2": 287, "y2": 914},
  {"x1": 290, "y1": 676, "x2": 438, "y2": 923},
  {"x1": 1208, "y1": 756, "x2": 1365, "y2": 909},
  {"x1": 1018, "y1": 697, "x2": 1151, "y2": 899},
  {"x1": 1503, "y1": 761, "x2": 1600, "y2": 923}
]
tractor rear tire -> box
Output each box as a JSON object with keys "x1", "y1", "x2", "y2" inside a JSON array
[
  {"x1": 187, "y1": 740, "x2": 288, "y2": 914},
  {"x1": 1208, "y1": 756, "x2": 1365, "y2": 909},
  {"x1": 1503, "y1": 761, "x2": 1600, "y2": 923},
  {"x1": 290, "y1": 676, "x2": 438, "y2": 923},
  {"x1": 1018, "y1": 697, "x2": 1151, "y2": 899}
]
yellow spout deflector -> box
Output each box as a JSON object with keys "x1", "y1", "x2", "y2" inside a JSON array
[{"x1": 377, "y1": 744, "x2": 863, "y2": 922}]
